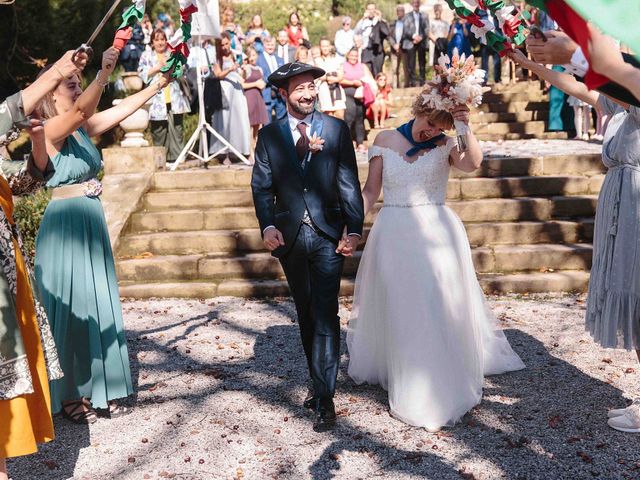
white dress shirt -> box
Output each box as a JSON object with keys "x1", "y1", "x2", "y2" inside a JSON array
[
  {"x1": 412, "y1": 11, "x2": 422, "y2": 38},
  {"x1": 395, "y1": 19, "x2": 404, "y2": 44},
  {"x1": 277, "y1": 44, "x2": 291, "y2": 63},
  {"x1": 265, "y1": 53, "x2": 278, "y2": 73}
]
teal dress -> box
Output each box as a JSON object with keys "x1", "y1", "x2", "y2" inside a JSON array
[{"x1": 34, "y1": 128, "x2": 132, "y2": 413}]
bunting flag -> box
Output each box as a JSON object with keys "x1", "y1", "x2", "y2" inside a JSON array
[
  {"x1": 444, "y1": 0, "x2": 530, "y2": 56},
  {"x1": 113, "y1": 0, "x2": 146, "y2": 50},
  {"x1": 525, "y1": 0, "x2": 610, "y2": 90},
  {"x1": 160, "y1": 0, "x2": 198, "y2": 78}
]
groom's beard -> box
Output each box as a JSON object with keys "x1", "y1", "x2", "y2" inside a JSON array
[{"x1": 288, "y1": 96, "x2": 316, "y2": 116}]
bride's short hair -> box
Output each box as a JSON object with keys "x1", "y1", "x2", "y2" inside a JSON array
[{"x1": 411, "y1": 95, "x2": 454, "y2": 131}]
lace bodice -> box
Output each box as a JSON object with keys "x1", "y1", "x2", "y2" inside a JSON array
[{"x1": 368, "y1": 138, "x2": 457, "y2": 207}]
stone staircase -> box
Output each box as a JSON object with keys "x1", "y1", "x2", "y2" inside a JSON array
[
  {"x1": 115, "y1": 151, "x2": 604, "y2": 298},
  {"x1": 370, "y1": 81, "x2": 567, "y2": 143}
]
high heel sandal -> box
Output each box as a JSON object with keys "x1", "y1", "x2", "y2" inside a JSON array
[{"x1": 61, "y1": 398, "x2": 97, "y2": 424}]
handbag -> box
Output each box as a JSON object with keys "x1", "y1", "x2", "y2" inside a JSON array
[
  {"x1": 354, "y1": 86, "x2": 364, "y2": 99},
  {"x1": 363, "y1": 81, "x2": 376, "y2": 107}
]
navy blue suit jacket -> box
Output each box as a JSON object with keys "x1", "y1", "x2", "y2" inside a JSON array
[{"x1": 256, "y1": 52, "x2": 284, "y2": 106}]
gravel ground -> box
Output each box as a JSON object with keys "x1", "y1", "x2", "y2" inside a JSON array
[
  {"x1": 8, "y1": 294, "x2": 640, "y2": 480},
  {"x1": 479, "y1": 139, "x2": 602, "y2": 158}
]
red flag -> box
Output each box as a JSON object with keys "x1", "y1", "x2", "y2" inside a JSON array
[{"x1": 545, "y1": 0, "x2": 609, "y2": 89}]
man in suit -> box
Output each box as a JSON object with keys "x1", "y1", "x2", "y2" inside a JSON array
[
  {"x1": 355, "y1": 3, "x2": 395, "y2": 76},
  {"x1": 256, "y1": 36, "x2": 287, "y2": 123},
  {"x1": 276, "y1": 30, "x2": 297, "y2": 64},
  {"x1": 403, "y1": 0, "x2": 429, "y2": 86},
  {"x1": 390, "y1": 4, "x2": 411, "y2": 88},
  {"x1": 251, "y1": 62, "x2": 365, "y2": 432}
]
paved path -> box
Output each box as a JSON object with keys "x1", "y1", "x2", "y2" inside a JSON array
[{"x1": 8, "y1": 294, "x2": 639, "y2": 480}]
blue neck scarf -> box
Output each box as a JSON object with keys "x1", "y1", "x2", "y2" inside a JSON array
[{"x1": 397, "y1": 120, "x2": 446, "y2": 157}]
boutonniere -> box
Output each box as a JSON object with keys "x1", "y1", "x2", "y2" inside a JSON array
[{"x1": 309, "y1": 133, "x2": 325, "y2": 154}]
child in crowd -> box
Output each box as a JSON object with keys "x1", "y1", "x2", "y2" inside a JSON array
[{"x1": 367, "y1": 72, "x2": 393, "y2": 129}]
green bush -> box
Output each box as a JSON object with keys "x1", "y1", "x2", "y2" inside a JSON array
[{"x1": 14, "y1": 189, "x2": 51, "y2": 261}]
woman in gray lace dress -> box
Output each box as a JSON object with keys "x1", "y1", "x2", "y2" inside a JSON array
[{"x1": 509, "y1": 49, "x2": 640, "y2": 433}]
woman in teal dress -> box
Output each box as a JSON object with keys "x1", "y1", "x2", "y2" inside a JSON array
[{"x1": 35, "y1": 47, "x2": 172, "y2": 422}]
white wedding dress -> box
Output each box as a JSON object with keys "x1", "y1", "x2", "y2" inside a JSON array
[{"x1": 347, "y1": 138, "x2": 525, "y2": 430}]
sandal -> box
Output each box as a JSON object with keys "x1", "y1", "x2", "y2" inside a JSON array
[
  {"x1": 98, "y1": 401, "x2": 133, "y2": 419},
  {"x1": 62, "y1": 398, "x2": 97, "y2": 424}
]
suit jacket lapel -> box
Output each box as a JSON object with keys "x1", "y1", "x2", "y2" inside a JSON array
[{"x1": 278, "y1": 117, "x2": 303, "y2": 176}]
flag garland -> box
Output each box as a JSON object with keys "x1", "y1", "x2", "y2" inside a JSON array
[
  {"x1": 113, "y1": 0, "x2": 146, "y2": 51},
  {"x1": 444, "y1": 0, "x2": 530, "y2": 56},
  {"x1": 160, "y1": 0, "x2": 198, "y2": 78},
  {"x1": 524, "y1": 0, "x2": 610, "y2": 89}
]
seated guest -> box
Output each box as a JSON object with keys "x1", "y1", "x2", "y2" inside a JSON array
[{"x1": 366, "y1": 71, "x2": 393, "y2": 128}]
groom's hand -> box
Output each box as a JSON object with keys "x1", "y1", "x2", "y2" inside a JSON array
[
  {"x1": 336, "y1": 233, "x2": 359, "y2": 257},
  {"x1": 263, "y1": 228, "x2": 285, "y2": 251}
]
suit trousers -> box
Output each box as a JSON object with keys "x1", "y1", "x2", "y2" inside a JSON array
[
  {"x1": 343, "y1": 88, "x2": 366, "y2": 145},
  {"x1": 391, "y1": 51, "x2": 404, "y2": 89},
  {"x1": 279, "y1": 224, "x2": 345, "y2": 400}
]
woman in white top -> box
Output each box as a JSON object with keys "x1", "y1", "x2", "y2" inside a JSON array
[
  {"x1": 334, "y1": 16, "x2": 355, "y2": 60},
  {"x1": 315, "y1": 38, "x2": 346, "y2": 119}
]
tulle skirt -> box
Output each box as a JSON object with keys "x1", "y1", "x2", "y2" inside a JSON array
[{"x1": 347, "y1": 205, "x2": 525, "y2": 430}]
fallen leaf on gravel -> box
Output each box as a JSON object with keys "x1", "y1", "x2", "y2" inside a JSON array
[
  {"x1": 348, "y1": 396, "x2": 358, "y2": 403},
  {"x1": 184, "y1": 456, "x2": 191, "y2": 463},
  {"x1": 602, "y1": 358, "x2": 613, "y2": 364},
  {"x1": 43, "y1": 460, "x2": 59, "y2": 470},
  {"x1": 577, "y1": 451, "x2": 593, "y2": 463},
  {"x1": 274, "y1": 428, "x2": 281, "y2": 434},
  {"x1": 329, "y1": 453, "x2": 341, "y2": 461},
  {"x1": 625, "y1": 368, "x2": 635, "y2": 374},
  {"x1": 141, "y1": 438, "x2": 149, "y2": 443},
  {"x1": 255, "y1": 450, "x2": 267, "y2": 456},
  {"x1": 566, "y1": 436, "x2": 582, "y2": 444},
  {"x1": 235, "y1": 467, "x2": 245, "y2": 479},
  {"x1": 337, "y1": 408, "x2": 350, "y2": 416},
  {"x1": 548, "y1": 415, "x2": 563, "y2": 429},
  {"x1": 128, "y1": 457, "x2": 136, "y2": 463}
]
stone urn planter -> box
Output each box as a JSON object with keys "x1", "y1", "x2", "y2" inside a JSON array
[
  {"x1": 112, "y1": 98, "x2": 152, "y2": 148},
  {"x1": 121, "y1": 71, "x2": 144, "y2": 92}
]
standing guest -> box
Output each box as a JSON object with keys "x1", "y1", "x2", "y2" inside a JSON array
[
  {"x1": 35, "y1": 48, "x2": 173, "y2": 423},
  {"x1": 477, "y1": 9, "x2": 501, "y2": 84},
  {"x1": 138, "y1": 28, "x2": 191, "y2": 162},
  {"x1": 119, "y1": 24, "x2": 145, "y2": 72},
  {"x1": 310, "y1": 46, "x2": 322, "y2": 64},
  {"x1": 567, "y1": 95, "x2": 592, "y2": 141},
  {"x1": 390, "y1": 5, "x2": 410, "y2": 88},
  {"x1": 256, "y1": 36, "x2": 286, "y2": 123},
  {"x1": 334, "y1": 16, "x2": 355, "y2": 60},
  {"x1": 141, "y1": 13, "x2": 153, "y2": 52},
  {"x1": 245, "y1": 15, "x2": 270, "y2": 54},
  {"x1": 243, "y1": 46, "x2": 269, "y2": 160},
  {"x1": 276, "y1": 30, "x2": 297, "y2": 64},
  {"x1": 367, "y1": 72, "x2": 393, "y2": 128},
  {"x1": 285, "y1": 12, "x2": 309, "y2": 47},
  {"x1": 157, "y1": 13, "x2": 174, "y2": 38},
  {"x1": 406, "y1": 0, "x2": 429, "y2": 86},
  {"x1": 315, "y1": 38, "x2": 346, "y2": 119},
  {"x1": 0, "y1": 50, "x2": 87, "y2": 480},
  {"x1": 353, "y1": 35, "x2": 363, "y2": 62},
  {"x1": 210, "y1": 32, "x2": 251, "y2": 162},
  {"x1": 355, "y1": 3, "x2": 395, "y2": 76},
  {"x1": 447, "y1": 15, "x2": 471, "y2": 58},
  {"x1": 341, "y1": 48, "x2": 375, "y2": 153},
  {"x1": 429, "y1": 3, "x2": 450, "y2": 66},
  {"x1": 221, "y1": 7, "x2": 245, "y2": 63},
  {"x1": 295, "y1": 46, "x2": 312, "y2": 64}
]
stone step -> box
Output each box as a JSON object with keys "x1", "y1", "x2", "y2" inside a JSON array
[
  {"x1": 116, "y1": 243, "x2": 593, "y2": 283},
  {"x1": 470, "y1": 111, "x2": 549, "y2": 124},
  {"x1": 150, "y1": 154, "x2": 603, "y2": 191},
  {"x1": 473, "y1": 121, "x2": 546, "y2": 136},
  {"x1": 475, "y1": 131, "x2": 569, "y2": 142},
  {"x1": 139, "y1": 175, "x2": 602, "y2": 211},
  {"x1": 128, "y1": 196, "x2": 598, "y2": 233},
  {"x1": 118, "y1": 218, "x2": 594, "y2": 257},
  {"x1": 118, "y1": 270, "x2": 590, "y2": 299},
  {"x1": 476, "y1": 100, "x2": 549, "y2": 114},
  {"x1": 392, "y1": 89, "x2": 547, "y2": 108}
]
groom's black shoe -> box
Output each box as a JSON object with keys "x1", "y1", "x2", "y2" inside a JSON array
[
  {"x1": 304, "y1": 388, "x2": 318, "y2": 410},
  {"x1": 313, "y1": 398, "x2": 336, "y2": 432}
]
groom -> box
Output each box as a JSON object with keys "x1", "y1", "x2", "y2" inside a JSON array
[{"x1": 251, "y1": 62, "x2": 365, "y2": 431}]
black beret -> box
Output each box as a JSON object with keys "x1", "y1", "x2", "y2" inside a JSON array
[{"x1": 268, "y1": 62, "x2": 326, "y2": 89}]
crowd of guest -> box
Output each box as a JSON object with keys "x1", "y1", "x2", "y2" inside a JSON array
[{"x1": 119, "y1": 1, "x2": 600, "y2": 163}]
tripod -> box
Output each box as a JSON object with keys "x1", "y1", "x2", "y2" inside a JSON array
[{"x1": 170, "y1": 42, "x2": 249, "y2": 171}]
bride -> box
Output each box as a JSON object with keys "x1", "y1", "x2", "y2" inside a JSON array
[{"x1": 346, "y1": 93, "x2": 525, "y2": 431}]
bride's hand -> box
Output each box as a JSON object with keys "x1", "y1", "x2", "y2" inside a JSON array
[{"x1": 451, "y1": 104, "x2": 470, "y2": 125}]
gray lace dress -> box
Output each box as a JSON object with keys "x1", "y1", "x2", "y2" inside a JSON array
[{"x1": 586, "y1": 97, "x2": 640, "y2": 350}]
